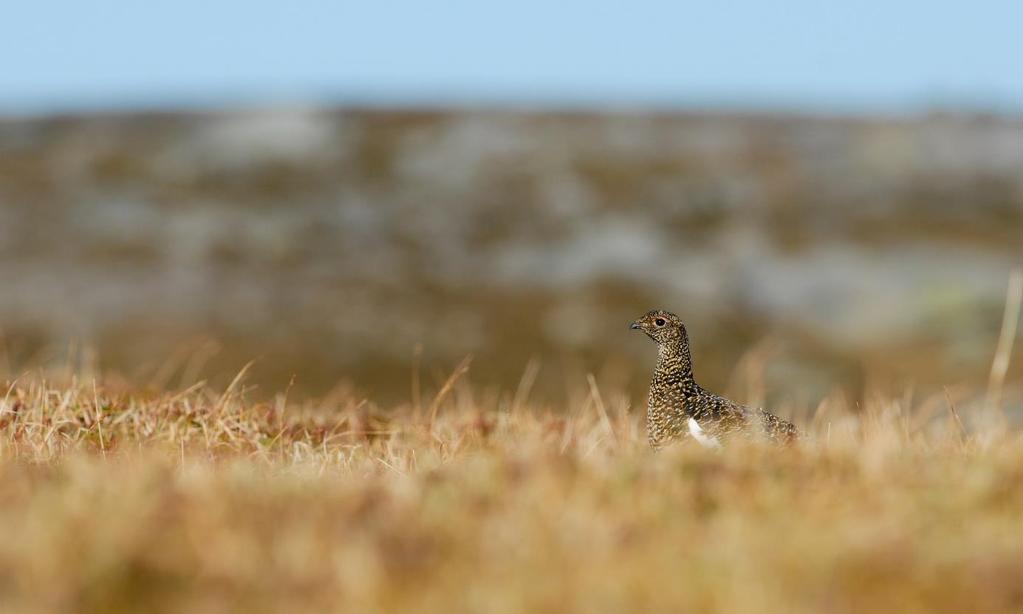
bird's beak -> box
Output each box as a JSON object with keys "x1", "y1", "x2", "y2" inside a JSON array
[{"x1": 630, "y1": 320, "x2": 643, "y2": 330}]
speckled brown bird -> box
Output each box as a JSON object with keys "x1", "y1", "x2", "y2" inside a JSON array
[{"x1": 631, "y1": 309, "x2": 798, "y2": 448}]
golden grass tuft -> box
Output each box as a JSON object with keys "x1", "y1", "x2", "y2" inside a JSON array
[{"x1": 0, "y1": 372, "x2": 1022, "y2": 613}]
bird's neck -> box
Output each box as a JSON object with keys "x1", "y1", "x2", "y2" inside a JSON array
[{"x1": 656, "y1": 335, "x2": 696, "y2": 384}]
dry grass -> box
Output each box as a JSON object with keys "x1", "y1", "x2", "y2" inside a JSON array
[{"x1": 0, "y1": 369, "x2": 1021, "y2": 614}]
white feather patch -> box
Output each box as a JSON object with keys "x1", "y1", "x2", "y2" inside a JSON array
[{"x1": 688, "y1": 418, "x2": 722, "y2": 449}]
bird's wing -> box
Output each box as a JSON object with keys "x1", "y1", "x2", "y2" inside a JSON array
[{"x1": 687, "y1": 418, "x2": 722, "y2": 449}]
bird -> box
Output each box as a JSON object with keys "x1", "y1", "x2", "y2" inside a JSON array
[{"x1": 630, "y1": 309, "x2": 798, "y2": 448}]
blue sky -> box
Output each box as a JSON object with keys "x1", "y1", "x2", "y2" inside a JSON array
[{"x1": 2, "y1": 0, "x2": 1021, "y2": 114}]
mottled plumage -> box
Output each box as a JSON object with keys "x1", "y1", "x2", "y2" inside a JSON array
[{"x1": 631, "y1": 309, "x2": 798, "y2": 448}]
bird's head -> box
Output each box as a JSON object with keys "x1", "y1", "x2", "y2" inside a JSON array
[{"x1": 630, "y1": 309, "x2": 684, "y2": 345}]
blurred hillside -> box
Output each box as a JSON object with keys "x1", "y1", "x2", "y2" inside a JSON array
[{"x1": 0, "y1": 109, "x2": 1020, "y2": 404}]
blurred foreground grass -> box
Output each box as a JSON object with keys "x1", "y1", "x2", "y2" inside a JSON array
[{"x1": 0, "y1": 369, "x2": 1021, "y2": 613}]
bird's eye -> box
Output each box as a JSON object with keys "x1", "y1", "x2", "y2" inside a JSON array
[{"x1": 655, "y1": 318, "x2": 666, "y2": 327}]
